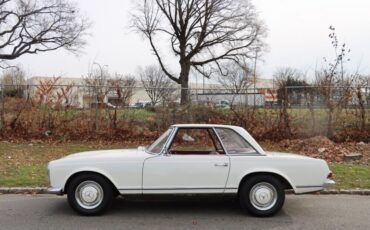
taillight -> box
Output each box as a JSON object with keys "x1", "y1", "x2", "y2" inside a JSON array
[{"x1": 327, "y1": 171, "x2": 334, "y2": 179}]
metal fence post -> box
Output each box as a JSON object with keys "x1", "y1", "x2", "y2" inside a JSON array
[
  {"x1": 95, "y1": 85, "x2": 98, "y2": 131},
  {"x1": 366, "y1": 87, "x2": 369, "y2": 107},
  {"x1": 285, "y1": 86, "x2": 288, "y2": 107}
]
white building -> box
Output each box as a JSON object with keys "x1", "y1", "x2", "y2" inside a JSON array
[{"x1": 26, "y1": 76, "x2": 276, "y2": 107}]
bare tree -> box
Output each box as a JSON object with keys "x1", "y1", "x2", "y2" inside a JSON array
[
  {"x1": 0, "y1": 65, "x2": 26, "y2": 97},
  {"x1": 132, "y1": 0, "x2": 266, "y2": 104},
  {"x1": 216, "y1": 62, "x2": 252, "y2": 107},
  {"x1": 110, "y1": 75, "x2": 137, "y2": 107},
  {"x1": 2, "y1": 66, "x2": 28, "y2": 129},
  {"x1": 139, "y1": 65, "x2": 176, "y2": 106},
  {"x1": 303, "y1": 85, "x2": 317, "y2": 133},
  {"x1": 0, "y1": 0, "x2": 90, "y2": 68},
  {"x1": 273, "y1": 67, "x2": 306, "y2": 138},
  {"x1": 35, "y1": 77, "x2": 61, "y2": 105},
  {"x1": 56, "y1": 84, "x2": 77, "y2": 109},
  {"x1": 84, "y1": 63, "x2": 111, "y2": 105},
  {"x1": 353, "y1": 75, "x2": 368, "y2": 130},
  {"x1": 315, "y1": 26, "x2": 354, "y2": 137},
  {"x1": 108, "y1": 75, "x2": 136, "y2": 129},
  {"x1": 83, "y1": 63, "x2": 110, "y2": 130}
]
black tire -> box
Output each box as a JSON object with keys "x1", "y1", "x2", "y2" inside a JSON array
[
  {"x1": 239, "y1": 175, "x2": 285, "y2": 217},
  {"x1": 67, "y1": 173, "x2": 114, "y2": 216}
]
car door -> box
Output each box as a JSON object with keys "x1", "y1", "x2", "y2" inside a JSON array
[{"x1": 143, "y1": 128, "x2": 230, "y2": 194}]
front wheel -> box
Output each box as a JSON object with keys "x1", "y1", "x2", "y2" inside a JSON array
[
  {"x1": 239, "y1": 175, "x2": 285, "y2": 217},
  {"x1": 67, "y1": 173, "x2": 114, "y2": 216}
]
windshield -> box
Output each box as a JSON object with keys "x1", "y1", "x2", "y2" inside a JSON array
[{"x1": 146, "y1": 128, "x2": 172, "y2": 154}]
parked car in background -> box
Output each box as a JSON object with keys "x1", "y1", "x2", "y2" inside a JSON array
[
  {"x1": 215, "y1": 100, "x2": 231, "y2": 108},
  {"x1": 90, "y1": 102, "x2": 118, "y2": 109},
  {"x1": 47, "y1": 124, "x2": 335, "y2": 216},
  {"x1": 129, "y1": 101, "x2": 152, "y2": 109}
]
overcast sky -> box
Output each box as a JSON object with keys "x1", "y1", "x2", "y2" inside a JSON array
[{"x1": 7, "y1": 0, "x2": 370, "y2": 82}]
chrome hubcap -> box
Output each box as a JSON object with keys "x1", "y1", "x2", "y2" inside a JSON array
[
  {"x1": 249, "y1": 182, "x2": 277, "y2": 211},
  {"x1": 75, "y1": 181, "x2": 104, "y2": 209}
]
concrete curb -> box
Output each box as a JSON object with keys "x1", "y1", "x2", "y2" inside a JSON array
[
  {"x1": 314, "y1": 189, "x2": 370, "y2": 195},
  {"x1": 0, "y1": 187, "x2": 48, "y2": 194},
  {"x1": 1, "y1": 187, "x2": 370, "y2": 195},
  {"x1": 286, "y1": 189, "x2": 370, "y2": 195}
]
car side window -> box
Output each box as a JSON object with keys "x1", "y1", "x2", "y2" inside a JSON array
[
  {"x1": 215, "y1": 128, "x2": 256, "y2": 154},
  {"x1": 169, "y1": 128, "x2": 224, "y2": 155}
]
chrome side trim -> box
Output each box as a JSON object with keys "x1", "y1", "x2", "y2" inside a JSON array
[
  {"x1": 141, "y1": 187, "x2": 225, "y2": 190},
  {"x1": 211, "y1": 127, "x2": 229, "y2": 155},
  {"x1": 119, "y1": 187, "x2": 239, "y2": 191},
  {"x1": 224, "y1": 188, "x2": 238, "y2": 193},
  {"x1": 296, "y1": 179, "x2": 336, "y2": 189},
  {"x1": 46, "y1": 187, "x2": 63, "y2": 195},
  {"x1": 118, "y1": 187, "x2": 240, "y2": 194},
  {"x1": 119, "y1": 189, "x2": 142, "y2": 194},
  {"x1": 160, "y1": 127, "x2": 177, "y2": 156},
  {"x1": 227, "y1": 153, "x2": 263, "y2": 156},
  {"x1": 296, "y1": 185, "x2": 323, "y2": 188},
  {"x1": 323, "y1": 179, "x2": 336, "y2": 188}
]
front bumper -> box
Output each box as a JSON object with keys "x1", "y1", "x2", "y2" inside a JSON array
[
  {"x1": 46, "y1": 187, "x2": 63, "y2": 195},
  {"x1": 323, "y1": 179, "x2": 336, "y2": 188}
]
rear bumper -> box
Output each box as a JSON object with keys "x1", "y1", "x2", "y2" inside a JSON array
[
  {"x1": 295, "y1": 179, "x2": 336, "y2": 194},
  {"x1": 323, "y1": 179, "x2": 336, "y2": 188},
  {"x1": 46, "y1": 187, "x2": 63, "y2": 195}
]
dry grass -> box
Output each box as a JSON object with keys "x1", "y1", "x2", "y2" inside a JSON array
[{"x1": 0, "y1": 142, "x2": 136, "y2": 186}]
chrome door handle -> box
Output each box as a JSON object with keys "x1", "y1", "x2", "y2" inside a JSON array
[{"x1": 214, "y1": 163, "x2": 228, "y2": 167}]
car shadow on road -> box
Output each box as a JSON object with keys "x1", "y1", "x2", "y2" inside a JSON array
[
  {"x1": 110, "y1": 196, "x2": 243, "y2": 215},
  {"x1": 46, "y1": 196, "x2": 296, "y2": 229},
  {"x1": 112, "y1": 196, "x2": 294, "y2": 221}
]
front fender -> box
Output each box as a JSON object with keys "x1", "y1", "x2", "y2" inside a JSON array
[{"x1": 50, "y1": 165, "x2": 119, "y2": 193}]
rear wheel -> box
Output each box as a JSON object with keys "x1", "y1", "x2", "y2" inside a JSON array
[
  {"x1": 239, "y1": 175, "x2": 285, "y2": 217},
  {"x1": 67, "y1": 173, "x2": 114, "y2": 216}
]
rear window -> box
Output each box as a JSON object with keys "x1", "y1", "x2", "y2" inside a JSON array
[{"x1": 215, "y1": 128, "x2": 256, "y2": 154}]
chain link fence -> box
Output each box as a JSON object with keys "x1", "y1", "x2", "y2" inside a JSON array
[
  {"x1": 1, "y1": 83, "x2": 368, "y2": 108},
  {"x1": 0, "y1": 83, "x2": 369, "y2": 141}
]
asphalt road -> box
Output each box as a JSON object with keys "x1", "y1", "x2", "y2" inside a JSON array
[{"x1": 0, "y1": 194, "x2": 369, "y2": 230}]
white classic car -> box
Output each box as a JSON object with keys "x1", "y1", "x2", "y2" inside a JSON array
[{"x1": 47, "y1": 124, "x2": 335, "y2": 216}]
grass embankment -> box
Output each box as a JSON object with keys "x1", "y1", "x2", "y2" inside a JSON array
[
  {"x1": 0, "y1": 142, "x2": 369, "y2": 189},
  {"x1": 0, "y1": 142, "x2": 128, "y2": 187},
  {"x1": 330, "y1": 164, "x2": 370, "y2": 189}
]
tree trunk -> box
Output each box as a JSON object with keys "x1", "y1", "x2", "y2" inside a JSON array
[
  {"x1": 309, "y1": 106, "x2": 316, "y2": 133},
  {"x1": 179, "y1": 61, "x2": 191, "y2": 105},
  {"x1": 327, "y1": 106, "x2": 334, "y2": 137},
  {"x1": 357, "y1": 87, "x2": 366, "y2": 130},
  {"x1": 282, "y1": 87, "x2": 292, "y2": 138},
  {"x1": 0, "y1": 88, "x2": 4, "y2": 131},
  {"x1": 308, "y1": 92, "x2": 316, "y2": 133}
]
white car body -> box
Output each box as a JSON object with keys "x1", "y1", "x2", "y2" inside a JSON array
[{"x1": 47, "y1": 124, "x2": 334, "y2": 196}]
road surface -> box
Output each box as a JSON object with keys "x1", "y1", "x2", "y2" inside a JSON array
[{"x1": 0, "y1": 194, "x2": 369, "y2": 230}]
